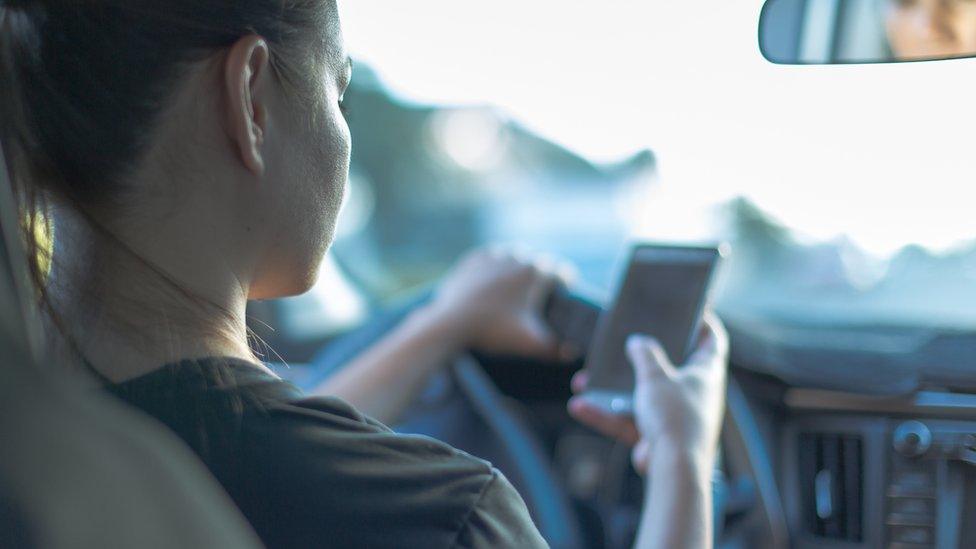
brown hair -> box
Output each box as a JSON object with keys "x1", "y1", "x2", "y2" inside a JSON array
[{"x1": 0, "y1": 0, "x2": 330, "y2": 368}]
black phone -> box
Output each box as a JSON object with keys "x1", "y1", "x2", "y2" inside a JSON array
[{"x1": 581, "y1": 244, "x2": 725, "y2": 415}]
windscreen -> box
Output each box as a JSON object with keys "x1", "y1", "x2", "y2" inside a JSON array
[
  {"x1": 276, "y1": 4, "x2": 976, "y2": 345},
  {"x1": 587, "y1": 248, "x2": 716, "y2": 392}
]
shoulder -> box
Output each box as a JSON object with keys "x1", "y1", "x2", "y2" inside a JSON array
[
  {"x1": 109, "y1": 357, "x2": 543, "y2": 548},
  {"x1": 242, "y1": 380, "x2": 547, "y2": 547},
  {"x1": 454, "y1": 469, "x2": 549, "y2": 549},
  {"x1": 243, "y1": 392, "x2": 517, "y2": 547}
]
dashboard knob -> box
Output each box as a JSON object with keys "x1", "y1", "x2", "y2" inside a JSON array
[{"x1": 893, "y1": 421, "x2": 932, "y2": 458}]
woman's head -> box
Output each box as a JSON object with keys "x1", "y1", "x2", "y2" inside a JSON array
[
  {"x1": 1, "y1": 0, "x2": 351, "y2": 304},
  {"x1": 883, "y1": 0, "x2": 976, "y2": 60}
]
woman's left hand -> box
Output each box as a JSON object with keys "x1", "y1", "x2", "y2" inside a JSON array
[
  {"x1": 567, "y1": 314, "x2": 729, "y2": 475},
  {"x1": 427, "y1": 248, "x2": 575, "y2": 361}
]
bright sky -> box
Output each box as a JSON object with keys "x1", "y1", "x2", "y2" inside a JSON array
[{"x1": 339, "y1": 0, "x2": 976, "y2": 256}]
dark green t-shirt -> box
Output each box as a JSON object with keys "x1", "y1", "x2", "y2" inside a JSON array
[{"x1": 107, "y1": 358, "x2": 547, "y2": 549}]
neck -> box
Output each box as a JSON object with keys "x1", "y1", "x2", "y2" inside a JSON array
[{"x1": 44, "y1": 205, "x2": 257, "y2": 383}]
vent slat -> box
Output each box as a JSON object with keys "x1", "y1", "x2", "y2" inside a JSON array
[
  {"x1": 843, "y1": 436, "x2": 863, "y2": 542},
  {"x1": 798, "y1": 434, "x2": 818, "y2": 536},
  {"x1": 800, "y1": 431, "x2": 864, "y2": 542},
  {"x1": 821, "y1": 434, "x2": 842, "y2": 538}
]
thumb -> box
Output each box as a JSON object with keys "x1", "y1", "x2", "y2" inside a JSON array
[
  {"x1": 631, "y1": 439, "x2": 652, "y2": 476},
  {"x1": 519, "y1": 315, "x2": 561, "y2": 358},
  {"x1": 627, "y1": 335, "x2": 676, "y2": 383}
]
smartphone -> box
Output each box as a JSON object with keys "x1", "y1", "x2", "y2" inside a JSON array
[{"x1": 582, "y1": 244, "x2": 725, "y2": 415}]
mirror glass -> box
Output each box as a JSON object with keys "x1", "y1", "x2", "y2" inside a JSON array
[{"x1": 760, "y1": 0, "x2": 976, "y2": 64}]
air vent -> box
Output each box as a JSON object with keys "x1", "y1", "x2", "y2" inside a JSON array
[{"x1": 798, "y1": 433, "x2": 863, "y2": 542}]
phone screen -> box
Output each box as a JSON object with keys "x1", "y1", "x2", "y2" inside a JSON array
[{"x1": 585, "y1": 245, "x2": 720, "y2": 394}]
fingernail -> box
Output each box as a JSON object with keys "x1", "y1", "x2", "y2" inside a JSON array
[
  {"x1": 627, "y1": 334, "x2": 650, "y2": 351},
  {"x1": 567, "y1": 397, "x2": 584, "y2": 413}
]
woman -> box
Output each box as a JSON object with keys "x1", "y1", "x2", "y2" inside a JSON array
[
  {"x1": 0, "y1": 1, "x2": 727, "y2": 547},
  {"x1": 883, "y1": 0, "x2": 976, "y2": 60}
]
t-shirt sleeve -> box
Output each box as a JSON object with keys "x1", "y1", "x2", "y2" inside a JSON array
[
  {"x1": 453, "y1": 469, "x2": 548, "y2": 549},
  {"x1": 239, "y1": 394, "x2": 550, "y2": 548},
  {"x1": 109, "y1": 360, "x2": 549, "y2": 548}
]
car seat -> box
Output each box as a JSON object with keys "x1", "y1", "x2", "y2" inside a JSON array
[{"x1": 0, "y1": 143, "x2": 263, "y2": 548}]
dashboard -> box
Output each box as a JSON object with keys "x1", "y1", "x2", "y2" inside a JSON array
[
  {"x1": 543, "y1": 288, "x2": 976, "y2": 548},
  {"x1": 728, "y1": 322, "x2": 976, "y2": 549}
]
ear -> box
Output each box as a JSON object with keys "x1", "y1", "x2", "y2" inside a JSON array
[{"x1": 224, "y1": 36, "x2": 271, "y2": 176}]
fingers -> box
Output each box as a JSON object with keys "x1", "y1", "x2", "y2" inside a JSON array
[
  {"x1": 511, "y1": 251, "x2": 579, "y2": 362},
  {"x1": 631, "y1": 440, "x2": 651, "y2": 476},
  {"x1": 535, "y1": 253, "x2": 578, "y2": 288},
  {"x1": 471, "y1": 247, "x2": 576, "y2": 310},
  {"x1": 686, "y1": 329, "x2": 716, "y2": 365},
  {"x1": 517, "y1": 316, "x2": 561, "y2": 360},
  {"x1": 703, "y1": 311, "x2": 729, "y2": 355},
  {"x1": 570, "y1": 369, "x2": 589, "y2": 394},
  {"x1": 568, "y1": 396, "x2": 641, "y2": 445},
  {"x1": 526, "y1": 253, "x2": 575, "y2": 311},
  {"x1": 527, "y1": 267, "x2": 560, "y2": 312},
  {"x1": 627, "y1": 334, "x2": 676, "y2": 383},
  {"x1": 558, "y1": 341, "x2": 582, "y2": 362},
  {"x1": 685, "y1": 313, "x2": 729, "y2": 370}
]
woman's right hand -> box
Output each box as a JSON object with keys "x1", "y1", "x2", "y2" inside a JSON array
[
  {"x1": 426, "y1": 247, "x2": 574, "y2": 362},
  {"x1": 568, "y1": 313, "x2": 729, "y2": 474}
]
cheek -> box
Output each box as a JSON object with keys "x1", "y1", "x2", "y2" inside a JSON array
[
  {"x1": 248, "y1": 86, "x2": 351, "y2": 297},
  {"x1": 292, "y1": 104, "x2": 350, "y2": 251},
  {"x1": 332, "y1": 107, "x2": 352, "y2": 179},
  {"x1": 315, "y1": 106, "x2": 351, "y2": 222}
]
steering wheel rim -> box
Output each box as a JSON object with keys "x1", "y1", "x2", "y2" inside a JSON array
[
  {"x1": 718, "y1": 376, "x2": 790, "y2": 548},
  {"x1": 390, "y1": 352, "x2": 585, "y2": 548},
  {"x1": 447, "y1": 354, "x2": 586, "y2": 549}
]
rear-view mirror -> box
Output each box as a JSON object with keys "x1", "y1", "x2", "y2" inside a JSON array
[{"x1": 760, "y1": 0, "x2": 976, "y2": 64}]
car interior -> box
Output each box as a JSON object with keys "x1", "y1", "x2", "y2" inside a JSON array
[{"x1": 4, "y1": 1, "x2": 976, "y2": 548}]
